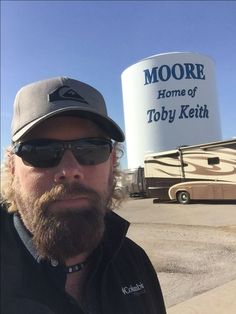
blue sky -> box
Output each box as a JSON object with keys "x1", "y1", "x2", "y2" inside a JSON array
[{"x1": 1, "y1": 1, "x2": 236, "y2": 167}]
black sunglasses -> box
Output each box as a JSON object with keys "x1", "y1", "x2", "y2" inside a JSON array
[{"x1": 12, "y1": 137, "x2": 113, "y2": 168}]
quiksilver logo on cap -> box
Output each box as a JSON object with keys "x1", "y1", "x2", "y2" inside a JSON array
[{"x1": 48, "y1": 85, "x2": 88, "y2": 104}]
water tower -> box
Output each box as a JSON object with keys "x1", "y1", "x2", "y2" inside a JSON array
[{"x1": 121, "y1": 52, "x2": 222, "y2": 169}]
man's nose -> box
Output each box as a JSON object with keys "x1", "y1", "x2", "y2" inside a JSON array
[{"x1": 54, "y1": 150, "x2": 84, "y2": 184}]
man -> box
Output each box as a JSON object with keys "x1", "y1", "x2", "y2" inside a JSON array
[{"x1": 1, "y1": 77, "x2": 166, "y2": 314}]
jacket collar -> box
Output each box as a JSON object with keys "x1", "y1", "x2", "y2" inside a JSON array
[{"x1": 13, "y1": 214, "x2": 42, "y2": 262}]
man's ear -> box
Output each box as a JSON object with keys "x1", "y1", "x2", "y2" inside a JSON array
[
  {"x1": 111, "y1": 149, "x2": 117, "y2": 167},
  {"x1": 7, "y1": 150, "x2": 15, "y2": 175}
]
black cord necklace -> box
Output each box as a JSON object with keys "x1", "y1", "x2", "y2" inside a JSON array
[{"x1": 64, "y1": 259, "x2": 89, "y2": 274}]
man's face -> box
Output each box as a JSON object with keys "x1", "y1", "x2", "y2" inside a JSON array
[{"x1": 11, "y1": 116, "x2": 115, "y2": 262}]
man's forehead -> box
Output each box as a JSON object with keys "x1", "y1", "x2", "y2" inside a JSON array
[{"x1": 22, "y1": 116, "x2": 108, "y2": 140}]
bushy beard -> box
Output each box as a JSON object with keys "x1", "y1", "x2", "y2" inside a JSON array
[{"x1": 14, "y1": 182, "x2": 109, "y2": 263}]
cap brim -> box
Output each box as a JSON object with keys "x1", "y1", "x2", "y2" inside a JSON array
[{"x1": 12, "y1": 107, "x2": 125, "y2": 142}]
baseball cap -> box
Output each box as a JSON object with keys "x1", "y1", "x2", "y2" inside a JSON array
[{"x1": 11, "y1": 77, "x2": 125, "y2": 142}]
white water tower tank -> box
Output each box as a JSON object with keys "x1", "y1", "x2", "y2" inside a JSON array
[{"x1": 121, "y1": 52, "x2": 222, "y2": 169}]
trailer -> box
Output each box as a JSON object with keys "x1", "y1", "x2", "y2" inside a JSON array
[
  {"x1": 120, "y1": 167, "x2": 146, "y2": 197},
  {"x1": 144, "y1": 138, "x2": 236, "y2": 202}
]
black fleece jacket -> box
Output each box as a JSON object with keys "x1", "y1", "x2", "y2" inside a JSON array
[{"x1": 1, "y1": 205, "x2": 166, "y2": 314}]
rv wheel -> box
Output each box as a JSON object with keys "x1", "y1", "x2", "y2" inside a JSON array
[{"x1": 177, "y1": 191, "x2": 190, "y2": 204}]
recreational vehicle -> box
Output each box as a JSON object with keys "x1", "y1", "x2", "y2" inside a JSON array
[
  {"x1": 123, "y1": 139, "x2": 236, "y2": 203},
  {"x1": 145, "y1": 138, "x2": 236, "y2": 202}
]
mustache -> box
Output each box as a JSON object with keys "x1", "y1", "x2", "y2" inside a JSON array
[{"x1": 34, "y1": 182, "x2": 102, "y2": 211}]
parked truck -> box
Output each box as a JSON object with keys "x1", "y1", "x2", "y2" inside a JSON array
[{"x1": 122, "y1": 139, "x2": 236, "y2": 203}]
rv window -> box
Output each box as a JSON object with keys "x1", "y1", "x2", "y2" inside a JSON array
[{"x1": 208, "y1": 157, "x2": 220, "y2": 165}]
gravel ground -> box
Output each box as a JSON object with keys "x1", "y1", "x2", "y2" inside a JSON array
[{"x1": 115, "y1": 199, "x2": 236, "y2": 308}]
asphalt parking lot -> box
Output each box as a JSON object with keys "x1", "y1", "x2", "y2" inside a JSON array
[{"x1": 115, "y1": 198, "x2": 236, "y2": 308}]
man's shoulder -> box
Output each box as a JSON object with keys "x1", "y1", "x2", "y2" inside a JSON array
[
  {"x1": 117, "y1": 236, "x2": 157, "y2": 275},
  {"x1": 122, "y1": 236, "x2": 145, "y2": 253},
  {"x1": 0, "y1": 201, "x2": 12, "y2": 220},
  {"x1": 0, "y1": 202, "x2": 15, "y2": 239}
]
